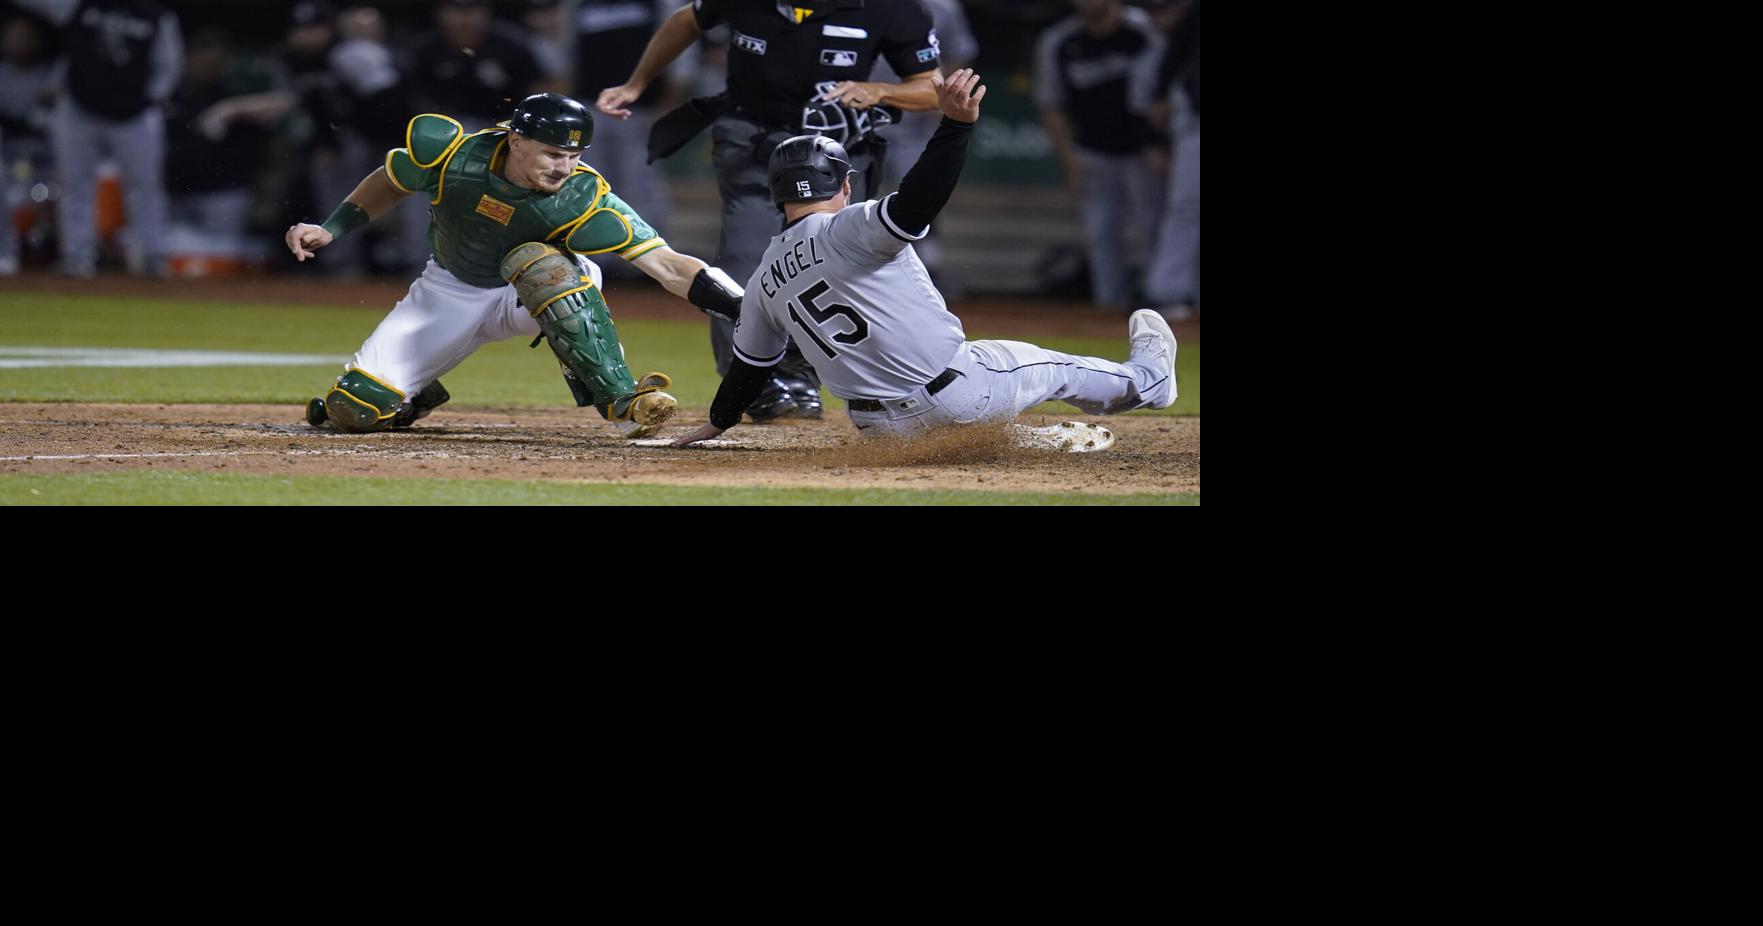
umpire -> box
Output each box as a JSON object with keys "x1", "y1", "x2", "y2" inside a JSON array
[{"x1": 597, "y1": 0, "x2": 943, "y2": 420}]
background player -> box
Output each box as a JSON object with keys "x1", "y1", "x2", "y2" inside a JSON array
[
  {"x1": 673, "y1": 69, "x2": 1176, "y2": 449},
  {"x1": 597, "y1": 0, "x2": 944, "y2": 421},
  {"x1": 286, "y1": 92, "x2": 745, "y2": 437},
  {"x1": 15, "y1": 0, "x2": 182, "y2": 278}
]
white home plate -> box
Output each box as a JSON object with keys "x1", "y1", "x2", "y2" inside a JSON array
[
  {"x1": 629, "y1": 438, "x2": 741, "y2": 447},
  {"x1": 1011, "y1": 421, "x2": 1117, "y2": 453}
]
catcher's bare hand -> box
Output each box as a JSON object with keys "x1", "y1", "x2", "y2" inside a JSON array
[
  {"x1": 596, "y1": 84, "x2": 644, "y2": 119},
  {"x1": 671, "y1": 423, "x2": 726, "y2": 448},
  {"x1": 820, "y1": 81, "x2": 880, "y2": 111},
  {"x1": 285, "y1": 223, "x2": 333, "y2": 262},
  {"x1": 932, "y1": 68, "x2": 986, "y2": 123}
]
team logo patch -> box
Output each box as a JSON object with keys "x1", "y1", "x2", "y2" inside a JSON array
[
  {"x1": 821, "y1": 49, "x2": 859, "y2": 67},
  {"x1": 732, "y1": 30, "x2": 767, "y2": 55},
  {"x1": 475, "y1": 195, "x2": 516, "y2": 225}
]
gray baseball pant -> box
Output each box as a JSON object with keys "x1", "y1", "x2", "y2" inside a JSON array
[{"x1": 50, "y1": 98, "x2": 169, "y2": 274}]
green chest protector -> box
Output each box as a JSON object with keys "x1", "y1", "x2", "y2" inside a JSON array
[{"x1": 386, "y1": 116, "x2": 663, "y2": 289}]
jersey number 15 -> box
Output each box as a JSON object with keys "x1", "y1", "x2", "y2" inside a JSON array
[{"x1": 787, "y1": 279, "x2": 870, "y2": 360}]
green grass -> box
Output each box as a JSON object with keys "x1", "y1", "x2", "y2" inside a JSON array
[
  {"x1": 0, "y1": 471, "x2": 1200, "y2": 506},
  {"x1": 1, "y1": 294, "x2": 1199, "y2": 414}
]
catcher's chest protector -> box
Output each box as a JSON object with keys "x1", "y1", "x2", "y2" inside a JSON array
[{"x1": 427, "y1": 131, "x2": 605, "y2": 288}]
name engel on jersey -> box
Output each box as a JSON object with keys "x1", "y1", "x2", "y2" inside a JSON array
[{"x1": 757, "y1": 236, "x2": 828, "y2": 300}]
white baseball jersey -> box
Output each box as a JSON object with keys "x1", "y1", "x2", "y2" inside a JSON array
[{"x1": 731, "y1": 193, "x2": 966, "y2": 401}]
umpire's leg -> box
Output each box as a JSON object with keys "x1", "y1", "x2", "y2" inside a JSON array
[{"x1": 708, "y1": 118, "x2": 782, "y2": 375}]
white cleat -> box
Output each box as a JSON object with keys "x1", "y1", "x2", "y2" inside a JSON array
[
  {"x1": 1011, "y1": 421, "x2": 1117, "y2": 453},
  {"x1": 1127, "y1": 308, "x2": 1179, "y2": 408}
]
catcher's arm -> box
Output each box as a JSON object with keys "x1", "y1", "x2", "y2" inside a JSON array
[
  {"x1": 286, "y1": 167, "x2": 410, "y2": 261},
  {"x1": 629, "y1": 246, "x2": 744, "y2": 322}
]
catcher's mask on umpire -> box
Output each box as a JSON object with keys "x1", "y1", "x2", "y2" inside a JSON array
[
  {"x1": 767, "y1": 135, "x2": 854, "y2": 206},
  {"x1": 509, "y1": 92, "x2": 593, "y2": 151}
]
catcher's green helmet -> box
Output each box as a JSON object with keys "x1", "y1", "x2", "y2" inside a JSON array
[{"x1": 509, "y1": 92, "x2": 593, "y2": 151}]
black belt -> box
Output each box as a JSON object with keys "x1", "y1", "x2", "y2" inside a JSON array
[{"x1": 846, "y1": 369, "x2": 960, "y2": 412}]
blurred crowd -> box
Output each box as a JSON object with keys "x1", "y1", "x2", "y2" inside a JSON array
[{"x1": 0, "y1": 0, "x2": 1197, "y2": 317}]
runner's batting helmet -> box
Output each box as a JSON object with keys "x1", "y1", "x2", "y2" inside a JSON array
[{"x1": 767, "y1": 135, "x2": 854, "y2": 205}]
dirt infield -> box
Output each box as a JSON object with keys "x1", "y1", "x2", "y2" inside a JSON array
[{"x1": 0, "y1": 403, "x2": 1200, "y2": 496}]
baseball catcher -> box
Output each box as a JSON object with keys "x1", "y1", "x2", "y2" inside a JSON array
[{"x1": 286, "y1": 92, "x2": 744, "y2": 436}]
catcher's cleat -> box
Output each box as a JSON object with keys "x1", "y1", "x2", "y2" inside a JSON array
[
  {"x1": 392, "y1": 379, "x2": 451, "y2": 429},
  {"x1": 305, "y1": 397, "x2": 328, "y2": 429},
  {"x1": 612, "y1": 372, "x2": 677, "y2": 438}
]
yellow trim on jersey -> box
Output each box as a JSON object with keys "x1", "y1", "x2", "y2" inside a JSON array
[
  {"x1": 407, "y1": 114, "x2": 467, "y2": 168},
  {"x1": 530, "y1": 284, "x2": 598, "y2": 318},
  {"x1": 541, "y1": 166, "x2": 613, "y2": 242},
  {"x1": 346, "y1": 366, "x2": 407, "y2": 400},
  {"x1": 546, "y1": 205, "x2": 594, "y2": 241},
  {"x1": 329, "y1": 386, "x2": 398, "y2": 421},
  {"x1": 432, "y1": 128, "x2": 504, "y2": 206},
  {"x1": 572, "y1": 163, "x2": 610, "y2": 201},
  {"x1": 620, "y1": 238, "x2": 668, "y2": 261},
  {"x1": 383, "y1": 150, "x2": 415, "y2": 193},
  {"x1": 567, "y1": 208, "x2": 634, "y2": 256},
  {"x1": 489, "y1": 136, "x2": 509, "y2": 174}
]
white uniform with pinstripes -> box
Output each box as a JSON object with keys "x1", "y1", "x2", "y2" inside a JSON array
[{"x1": 732, "y1": 193, "x2": 1172, "y2": 436}]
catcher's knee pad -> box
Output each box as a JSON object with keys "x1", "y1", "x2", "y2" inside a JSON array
[
  {"x1": 501, "y1": 242, "x2": 587, "y2": 316},
  {"x1": 323, "y1": 369, "x2": 406, "y2": 433}
]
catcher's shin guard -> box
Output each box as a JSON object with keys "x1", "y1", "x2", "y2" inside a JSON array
[
  {"x1": 501, "y1": 242, "x2": 647, "y2": 419},
  {"x1": 322, "y1": 369, "x2": 407, "y2": 433}
]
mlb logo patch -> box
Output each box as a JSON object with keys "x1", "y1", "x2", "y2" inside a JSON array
[{"x1": 821, "y1": 49, "x2": 859, "y2": 67}]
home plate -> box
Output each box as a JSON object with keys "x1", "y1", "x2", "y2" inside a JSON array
[{"x1": 629, "y1": 438, "x2": 742, "y2": 448}]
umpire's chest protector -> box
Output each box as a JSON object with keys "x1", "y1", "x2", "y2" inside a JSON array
[{"x1": 428, "y1": 131, "x2": 607, "y2": 288}]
